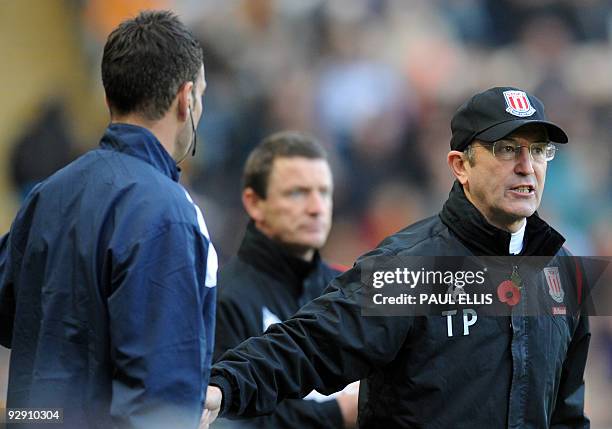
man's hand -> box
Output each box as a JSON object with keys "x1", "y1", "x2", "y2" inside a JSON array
[
  {"x1": 199, "y1": 385, "x2": 222, "y2": 429},
  {"x1": 336, "y1": 381, "x2": 359, "y2": 428}
]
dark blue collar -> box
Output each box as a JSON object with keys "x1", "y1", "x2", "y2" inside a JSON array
[{"x1": 99, "y1": 123, "x2": 180, "y2": 182}]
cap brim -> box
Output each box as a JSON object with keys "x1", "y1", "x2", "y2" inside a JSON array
[{"x1": 475, "y1": 119, "x2": 568, "y2": 143}]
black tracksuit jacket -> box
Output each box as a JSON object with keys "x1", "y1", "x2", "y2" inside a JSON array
[
  {"x1": 211, "y1": 182, "x2": 590, "y2": 428},
  {"x1": 214, "y1": 222, "x2": 344, "y2": 428}
]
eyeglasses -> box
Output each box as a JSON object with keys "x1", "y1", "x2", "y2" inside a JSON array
[{"x1": 472, "y1": 139, "x2": 557, "y2": 162}]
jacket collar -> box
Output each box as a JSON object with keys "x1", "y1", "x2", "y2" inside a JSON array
[
  {"x1": 439, "y1": 181, "x2": 565, "y2": 256},
  {"x1": 100, "y1": 123, "x2": 180, "y2": 182},
  {"x1": 238, "y1": 221, "x2": 321, "y2": 295}
]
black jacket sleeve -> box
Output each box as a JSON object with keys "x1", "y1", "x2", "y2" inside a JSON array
[
  {"x1": 549, "y1": 254, "x2": 592, "y2": 428},
  {"x1": 210, "y1": 251, "x2": 413, "y2": 418},
  {"x1": 241, "y1": 398, "x2": 343, "y2": 429},
  {"x1": 550, "y1": 314, "x2": 590, "y2": 428}
]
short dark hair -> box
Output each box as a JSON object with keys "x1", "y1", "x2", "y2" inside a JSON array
[
  {"x1": 102, "y1": 10, "x2": 203, "y2": 120},
  {"x1": 243, "y1": 131, "x2": 328, "y2": 198}
]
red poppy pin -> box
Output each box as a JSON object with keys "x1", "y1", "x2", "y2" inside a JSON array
[
  {"x1": 497, "y1": 266, "x2": 522, "y2": 307},
  {"x1": 497, "y1": 280, "x2": 521, "y2": 306}
]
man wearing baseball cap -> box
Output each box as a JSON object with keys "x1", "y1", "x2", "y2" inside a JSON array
[{"x1": 202, "y1": 87, "x2": 590, "y2": 428}]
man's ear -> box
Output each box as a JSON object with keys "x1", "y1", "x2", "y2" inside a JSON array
[
  {"x1": 104, "y1": 95, "x2": 113, "y2": 117},
  {"x1": 447, "y1": 150, "x2": 470, "y2": 186},
  {"x1": 177, "y1": 81, "x2": 194, "y2": 122},
  {"x1": 242, "y1": 188, "x2": 265, "y2": 223}
]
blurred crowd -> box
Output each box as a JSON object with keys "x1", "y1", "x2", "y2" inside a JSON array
[
  {"x1": 178, "y1": 0, "x2": 612, "y2": 266},
  {"x1": 2, "y1": 0, "x2": 612, "y2": 425}
]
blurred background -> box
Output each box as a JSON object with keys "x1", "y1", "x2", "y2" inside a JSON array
[{"x1": 0, "y1": 0, "x2": 611, "y2": 425}]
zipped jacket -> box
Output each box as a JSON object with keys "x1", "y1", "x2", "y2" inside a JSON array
[
  {"x1": 214, "y1": 221, "x2": 343, "y2": 428},
  {"x1": 210, "y1": 181, "x2": 590, "y2": 428},
  {"x1": 0, "y1": 124, "x2": 218, "y2": 429}
]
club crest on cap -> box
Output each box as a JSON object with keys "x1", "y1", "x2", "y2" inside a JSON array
[{"x1": 503, "y1": 90, "x2": 536, "y2": 117}]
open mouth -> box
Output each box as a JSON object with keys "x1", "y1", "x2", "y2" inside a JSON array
[{"x1": 509, "y1": 184, "x2": 535, "y2": 195}]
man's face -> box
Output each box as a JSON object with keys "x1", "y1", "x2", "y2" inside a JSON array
[
  {"x1": 176, "y1": 64, "x2": 206, "y2": 159},
  {"x1": 462, "y1": 125, "x2": 549, "y2": 231},
  {"x1": 254, "y1": 157, "x2": 333, "y2": 257}
]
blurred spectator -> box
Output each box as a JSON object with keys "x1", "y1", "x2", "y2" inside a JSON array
[{"x1": 9, "y1": 99, "x2": 80, "y2": 199}]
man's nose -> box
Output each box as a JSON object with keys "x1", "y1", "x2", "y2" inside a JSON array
[
  {"x1": 514, "y1": 145, "x2": 535, "y2": 175},
  {"x1": 306, "y1": 192, "x2": 326, "y2": 215}
]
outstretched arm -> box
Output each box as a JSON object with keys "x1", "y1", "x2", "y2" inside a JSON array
[{"x1": 209, "y1": 251, "x2": 413, "y2": 420}]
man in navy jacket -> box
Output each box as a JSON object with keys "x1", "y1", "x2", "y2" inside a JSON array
[{"x1": 0, "y1": 10, "x2": 217, "y2": 428}]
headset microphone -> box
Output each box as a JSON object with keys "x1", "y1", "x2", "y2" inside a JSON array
[{"x1": 189, "y1": 106, "x2": 197, "y2": 157}]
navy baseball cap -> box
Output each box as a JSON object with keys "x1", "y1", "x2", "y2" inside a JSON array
[{"x1": 450, "y1": 86, "x2": 568, "y2": 151}]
